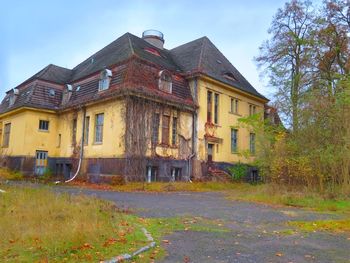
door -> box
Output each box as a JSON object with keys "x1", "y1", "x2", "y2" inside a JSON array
[
  {"x1": 35, "y1": 151, "x2": 48, "y2": 176},
  {"x1": 207, "y1": 143, "x2": 214, "y2": 163}
]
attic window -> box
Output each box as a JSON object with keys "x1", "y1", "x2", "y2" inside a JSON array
[
  {"x1": 8, "y1": 89, "x2": 19, "y2": 107},
  {"x1": 76, "y1": 86, "x2": 81, "y2": 92},
  {"x1": 99, "y1": 69, "x2": 112, "y2": 91},
  {"x1": 144, "y1": 47, "x2": 161, "y2": 56},
  {"x1": 223, "y1": 72, "x2": 237, "y2": 81},
  {"x1": 49, "y1": 89, "x2": 55, "y2": 97},
  {"x1": 158, "y1": 70, "x2": 172, "y2": 94},
  {"x1": 9, "y1": 96, "x2": 16, "y2": 107}
]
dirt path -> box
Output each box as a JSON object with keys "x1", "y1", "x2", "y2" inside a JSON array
[{"x1": 57, "y1": 187, "x2": 349, "y2": 263}]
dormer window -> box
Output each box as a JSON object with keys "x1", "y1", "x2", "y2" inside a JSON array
[
  {"x1": 158, "y1": 70, "x2": 172, "y2": 93},
  {"x1": 99, "y1": 69, "x2": 112, "y2": 91},
  {"x1": 223, "y1": 72, "x2": 237, "y2": 81},
  {"x1": 8, "y1": 89, "x2": 19, "y2": 107}
]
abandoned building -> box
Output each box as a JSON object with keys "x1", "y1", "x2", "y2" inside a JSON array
[{"x1": 0, "y1": 30, "x2": 268, "y2": 182}]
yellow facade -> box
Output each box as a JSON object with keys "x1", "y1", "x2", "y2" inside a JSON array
[
  {"x1": 194, "y1": 77, "x2": 266, "y2": 163},
  {"x1": 0, "y1": 98, "x2": 193, "y2": 161}
]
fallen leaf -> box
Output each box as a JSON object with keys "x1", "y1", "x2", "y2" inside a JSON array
[
  {"x1": 275, "y1": 252, "x2": 284, "y2": 257},
  {"x1": 162, "y1": 240, "x2": 170, "y2": 244}
]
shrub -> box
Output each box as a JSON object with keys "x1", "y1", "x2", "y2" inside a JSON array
[{"x1": 228, "y1": 163, "x2": 248, "y2": 181}]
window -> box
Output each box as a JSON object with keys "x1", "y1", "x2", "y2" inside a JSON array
[
  {"x1": 172, "y1": 117, "x2": 177, "y2": 146},
  {"x1": 158, "y1": 70, "x2": 172, "y2": 93},
  {"x1": 231, "y1": 129, "x2": 238, "y2": 153},
  {"x1": 72, "y1": 118, "x2": 77, "y2": 145},
  {"x1": 249, "y1": 104, "x2": 257, "y2": 116},
  {"x1": 146, "y1": 166, "x2": 158, "y2": 182},
  {"x1": 94, "y1": 113, "x2": 104, "y2": 143},
  {"x1": 162, "y1": 115, "x2": 170, "y2": 145},
  {"x1": 171, "y1": 167, "x2": 182, "y2": 181},
  {"x1": 3, "y1": 123, "x2": 11, "y2": 147},
  {"x1": 230, "y1": 98, "x2": 239, "y2": 114},
  {"x1": 250, "y1": 133, "x2": 256, "y2": 154},
  {"x1": 214, "y1": 93, "x2": 219, "y2": 124},
  {"x1": 98, "y1": 69, "x2": 112, "y2": 91},
  {"x1": 9, "y1": 95, "x2": 16, "y2": 107},
  {"x1": 84, "y1": 116, "x2": 90, "y2": 145},
  {"x1": 39, "y1": 120, "x2": 49, "y2": 131},
  {"x1": 152, "y1": 113, "x2": 160, "y2": 144},
  {"x1": 207, "y1": 91, "x2": 212, "y2": 122},
  {"x1": 49, "y1": 89, "x2": 55, "y2": 97}
]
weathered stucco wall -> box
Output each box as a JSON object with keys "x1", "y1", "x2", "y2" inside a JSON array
[{"x1": 195, "y1": 77, "x2": 265, "y2": 163}]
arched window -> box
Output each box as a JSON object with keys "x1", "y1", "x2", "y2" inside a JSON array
[
  {"x1": 158, "y1": 70, "x2": 172, "y2": 93},
  {"x1": 99, "y1": 69, "x2": 112, "y2": 91}
]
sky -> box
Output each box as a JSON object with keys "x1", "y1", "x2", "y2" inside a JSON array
[{"x1": 1, "y1": 0, "x2": 299, "y2": 99}]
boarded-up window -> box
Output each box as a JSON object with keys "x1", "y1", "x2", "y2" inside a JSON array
[
  {"x1": 95, "y1": 113, "x2": 104, "y2": 143},
  {"x1": 207, "y1": 91, "x2": 212, "y2": 122},
  {"x1": 158, "y1": 70, "x2": 172, "y2": 93},
  {"x1": 162, "y1": 115, "x2": 170, "y2": 145},
  {"x1": 84, "y1": 116, "x2": 90, "y2": 145},
  {"x1": 3, "y1": 123, "x2": 11, "y2": 147},
  {"x1": 72, "y1": 118, "x2": 77, "y2": 145},
  {"x1": 152, "y1": 113, "x2": 160, "y2": 144},
  {"x1": 172, "y1": 117, "x2": 177, "y2": 145}
]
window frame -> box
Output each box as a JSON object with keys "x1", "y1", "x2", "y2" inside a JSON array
[
  {"x1": 171, "y1": 116, "x2": 177, "y2": 146},
  {"x1": 84, "y1": 116, "x2": 90, "y2": 145},
  {"x1": 207, "y1": 91, "x2": 212, "y2": 123},
  {"x1": 250, "y1": 133, "x2": 256, "y2": 155},
  {"x1": 2, "y1": 123, "x2": 11, "y2": 148},
  {"x1": 152, "y1": 113, "x2": 160, "y2": 145},
  {"x1": 98, "y1": 69, "x2": 112, "y2": 92},
  {"x1": 39, "y1": 120, "x2": 49, "y2": 131},
  {"x1": 94, "y1": 113, "x2": 104, "y2": 144},
  {"x1": 214, "y1": 93, "x2": 219, "y2": 124},
  {"x1": 231, "y1": 128, "x2": 238, "y2": 153},
  {"x1": 158, "y1": 70, "x2": 172, "y2": 93},
  {"x1": 161, "y1": 114, "x2": 170, "y2": 145},
  {"x1": 230, "y1": 98, "x2": 239, "y2": 114},
  {"x1": 249, "y1": 104, "x2": 257, "y2": 116}
]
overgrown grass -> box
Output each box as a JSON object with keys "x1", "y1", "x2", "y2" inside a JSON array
[
  {"x1": 0, "y1": 168, "x2": 23, "y2": 181},
  {"x1": 289, "y1": 219, "x2": 350, "y2": 233},
  {"x1": 225, "y1": 183, "x2": 350, "y2": 214},
  {"x1": 0, "y1": 185, "x2": 229, "y2": 262},
  {"x1": 69, "y1": 181, "x2": 243, "y2": 192},
  {"x1": 0, "y1": 186, "x2": 148, "y2": 262}
]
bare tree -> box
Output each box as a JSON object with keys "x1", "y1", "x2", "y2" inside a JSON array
[{"x1": 256, "y1": 0, "x2": 315, "y2": 131}]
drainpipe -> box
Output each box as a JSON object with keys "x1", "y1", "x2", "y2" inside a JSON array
[
  {"x1": 65, "y1": 107, "x2": 86, "y2": 183},
  {"x1": 187, "y1": 78, "x2": 198, "y2": 182}
]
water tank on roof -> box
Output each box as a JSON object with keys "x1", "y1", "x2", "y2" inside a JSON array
[{"x1": 142, "y1": 30, "x2": 164, "y2": 49}]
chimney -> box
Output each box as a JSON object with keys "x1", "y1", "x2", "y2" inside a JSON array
[{"x1": 142, "y1": 30, "x2": 164, "y2": 49}]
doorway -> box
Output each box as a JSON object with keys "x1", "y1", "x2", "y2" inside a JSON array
[
  {"x1": 35, "y1": 151, "x2": 48, "y2": 176},
  {"x1": 207, "y1": 143, "x2": 214, "y2": 163}
]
